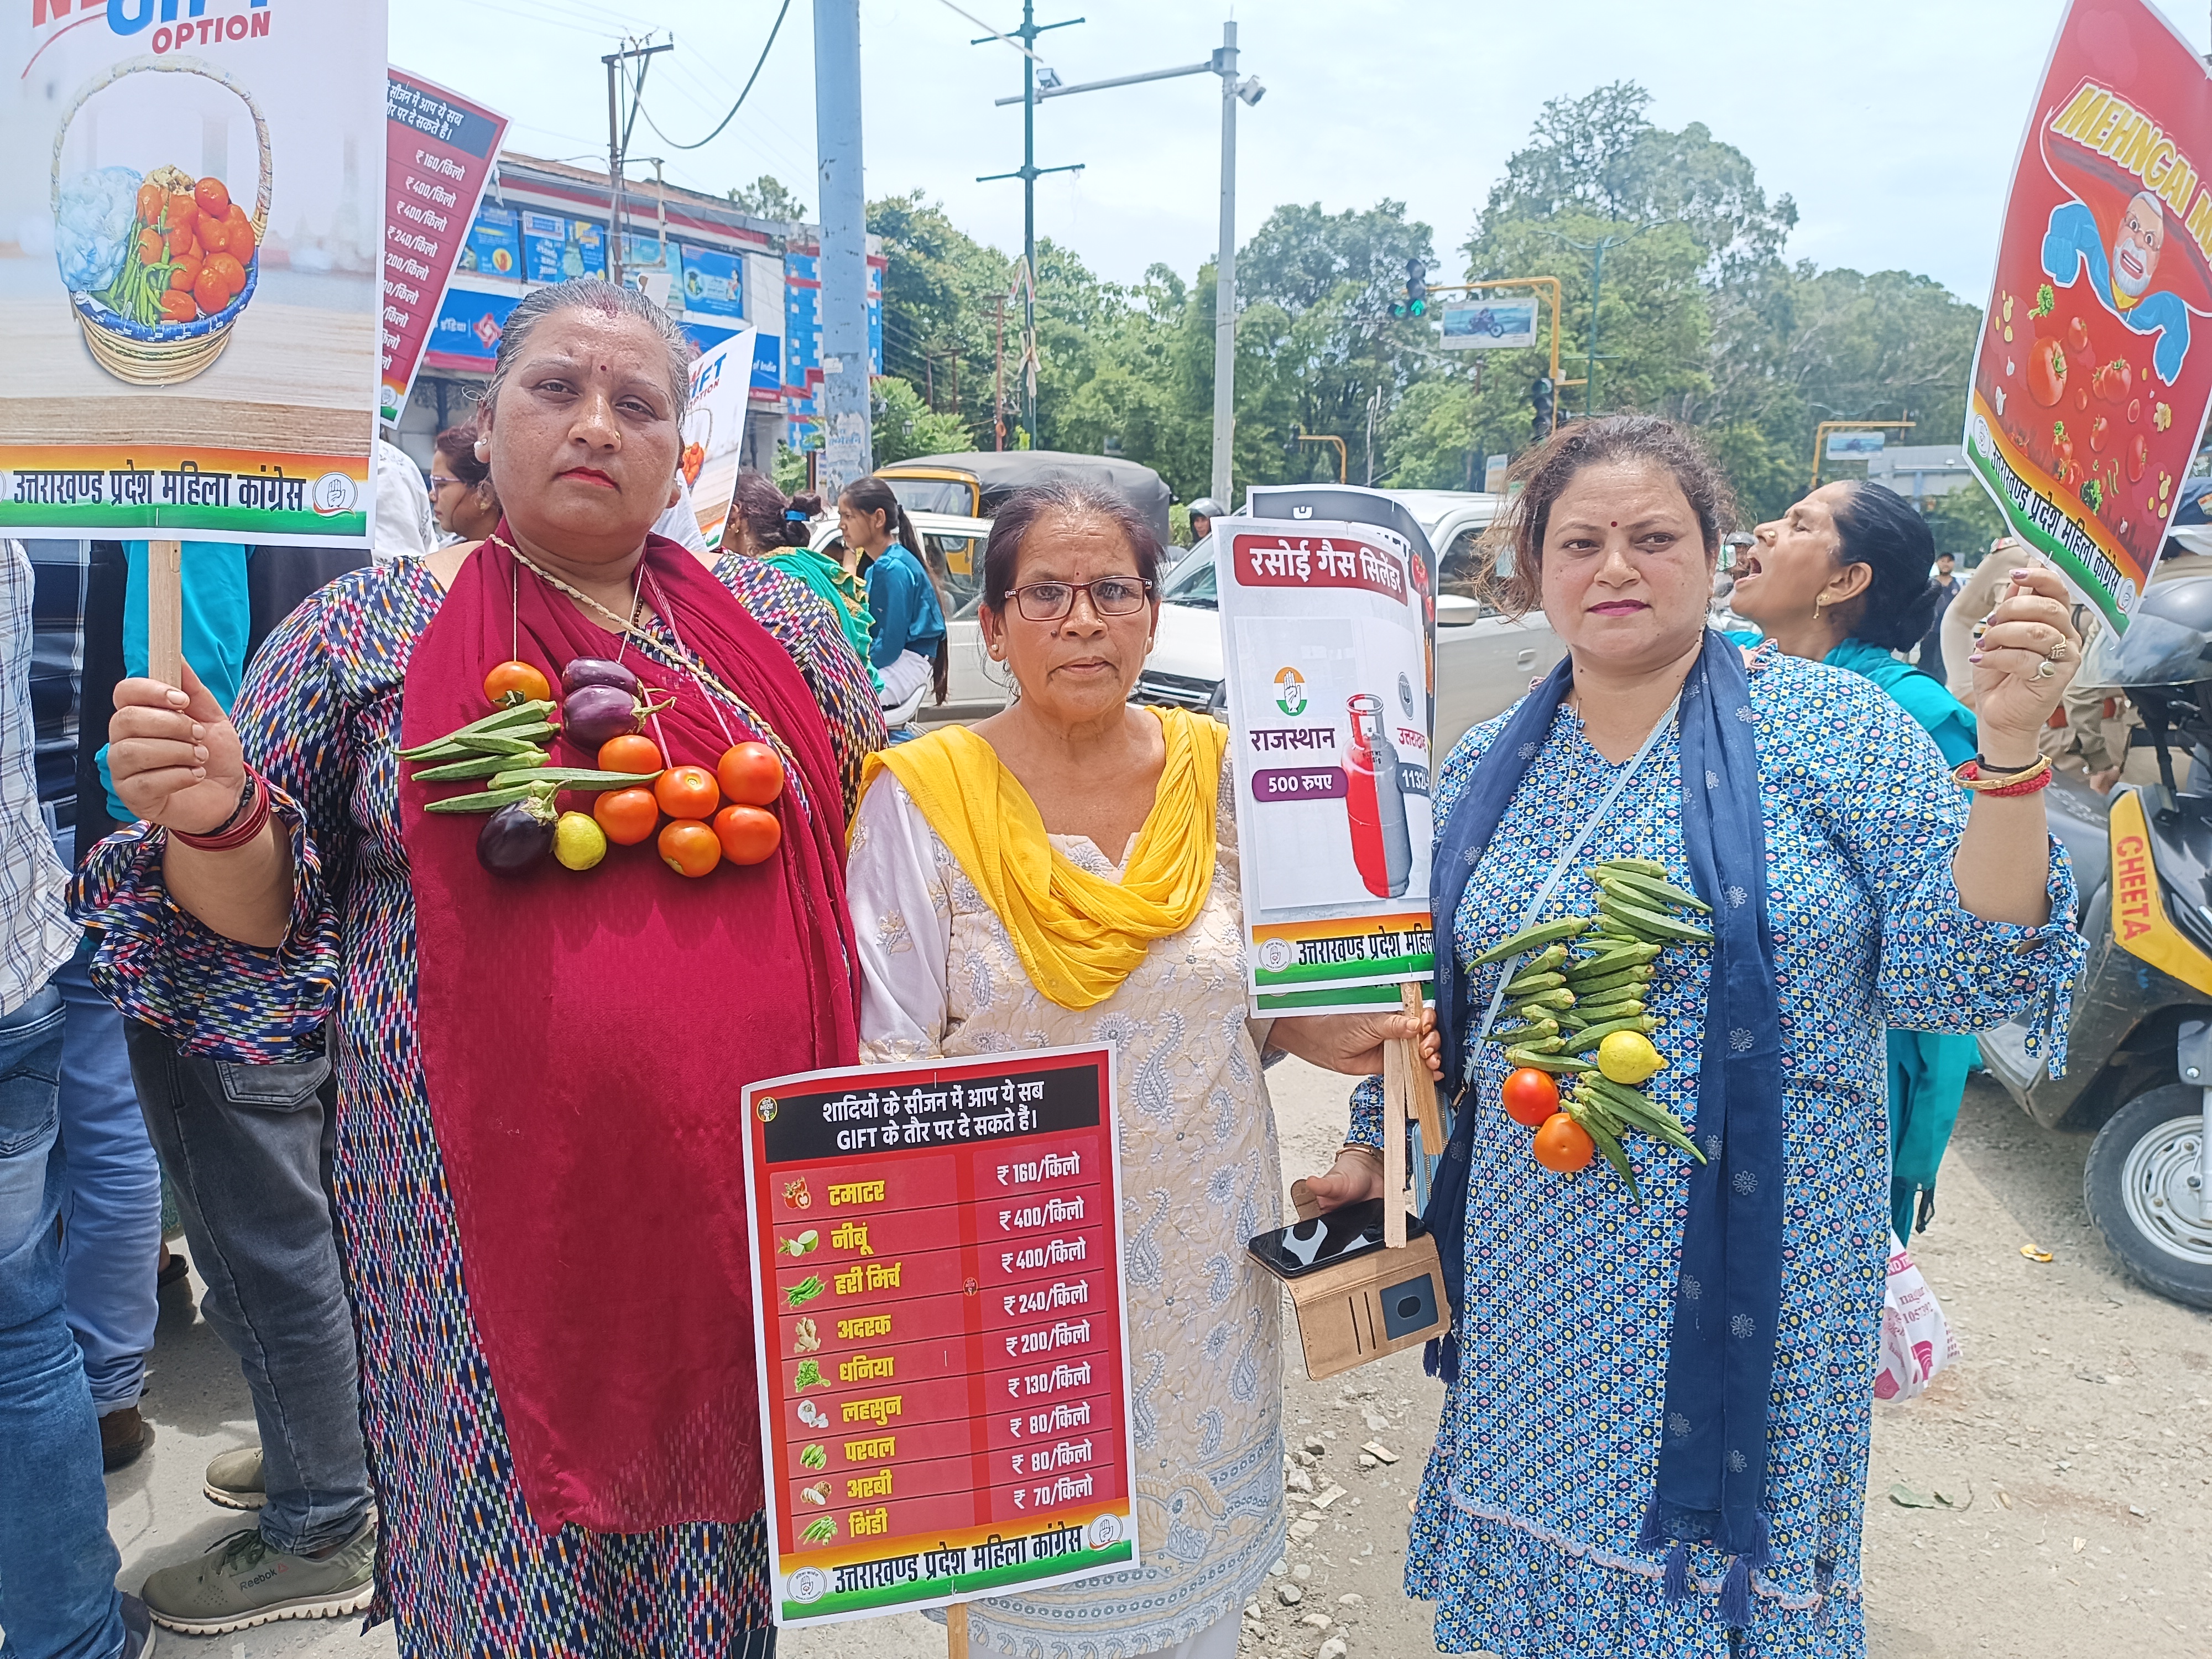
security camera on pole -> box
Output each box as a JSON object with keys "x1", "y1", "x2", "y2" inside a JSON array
[{"x1": 997, "y1": 20, "x2": 1261, "y2": 506}]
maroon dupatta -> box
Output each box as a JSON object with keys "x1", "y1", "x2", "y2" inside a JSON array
[{"x1": 399, "y1": 528, "x2": 858, "y2": 1532}]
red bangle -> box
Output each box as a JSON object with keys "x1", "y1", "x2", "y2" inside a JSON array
[
  {"x1": 171, "y1": 771, "x2": 270, "y2": 851},
  {"x1": 1986, "y1": 766, "x2": 2054, "y2": 797}
]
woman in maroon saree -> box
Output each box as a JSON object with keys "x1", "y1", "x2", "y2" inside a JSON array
[{"x1": 87, "y1": 280, "x2": 883, "y2": 1652}]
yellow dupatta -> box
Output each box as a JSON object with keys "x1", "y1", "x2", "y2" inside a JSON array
[{"x1": 860, "y1": 707, "x2": 1230, "y2": 1010}]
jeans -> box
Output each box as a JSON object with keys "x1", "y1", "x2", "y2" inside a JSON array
[
  {"x1": 52, "y1": 827, "x2": 161, "y2": 1415},
  {"x1": 0, "y1": 981, "x2": 124, "y2": 1659},
  {"x1": 122, "y1": 1021, "x2": 371, "y2": 1554}
]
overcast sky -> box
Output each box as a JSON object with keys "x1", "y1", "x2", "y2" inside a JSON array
[{"x1": 392, "y1": 0, "x2": 2204, "y2": 306}]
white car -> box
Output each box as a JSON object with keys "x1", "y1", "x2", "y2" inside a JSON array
[
  {"x1": 1134, "y1": 486, "x2": 1565, "y2": 757},
  {"x1": 808, "y1": 510, "x2": 1013, "y2": 720}
]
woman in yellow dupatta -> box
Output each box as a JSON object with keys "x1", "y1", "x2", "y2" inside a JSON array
[{"x1": 846, "y1": 479, "x2": 1438, "y2": 1659}]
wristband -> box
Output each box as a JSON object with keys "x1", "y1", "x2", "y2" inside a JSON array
[{"x1": 172, "y1": 770, "x2": 270, "y2": 851}]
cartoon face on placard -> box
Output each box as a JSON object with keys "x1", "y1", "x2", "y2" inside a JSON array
[{"x1": 1965, "y1": 0, "x2": 2212, "y2": 629}]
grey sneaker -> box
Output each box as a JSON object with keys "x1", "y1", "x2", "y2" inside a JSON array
[
  {"x1": 140, "y1": 1517, "x2": 375, "y2": 1635},
  {"x1": 203, "y1": 1446, "x2": 266, "y2": 1510}
]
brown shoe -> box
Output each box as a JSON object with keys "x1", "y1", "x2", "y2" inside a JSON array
[{"x1": 102, "y1": 1405, "x2": 152, "y2": 1472}]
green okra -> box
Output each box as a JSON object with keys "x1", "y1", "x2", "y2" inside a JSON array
[
  {"x1": 488, "y1": 766, "x2": 665, "y2": 793},
  {"x1": 396, "y1": 700, "x2": 557, "y2": 759},
  {"x1": 1467, "y1": 915, "x2": 1593, "y2": 968},
  {"x1": 421, "y1": 781, "x2": 555, "y2": 815},
  {"x1": 411, "y1": 748, "x2": 551, "y2": 784}
]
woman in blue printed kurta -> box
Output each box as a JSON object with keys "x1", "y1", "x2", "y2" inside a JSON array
[{"x1": 1308, "y1": 419, "x2": 2085, "y2": 1657}]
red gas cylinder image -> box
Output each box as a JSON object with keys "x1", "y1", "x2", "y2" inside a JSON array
[{"x1": 1344, "y1": 693, "x2": 1412, "y2": 898}]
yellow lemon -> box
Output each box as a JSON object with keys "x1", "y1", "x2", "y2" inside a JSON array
[
  {"x1": 1597, "y1": 1030, "x2": 1665, "y2": 1086},
  {"x1": 553, "y1": 810, "x2": 607, "y2": 872}
]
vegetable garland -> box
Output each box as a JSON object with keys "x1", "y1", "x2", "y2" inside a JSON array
[{"x1": 1483, "y1": 858, "x2": 1714, "y2": 1199}]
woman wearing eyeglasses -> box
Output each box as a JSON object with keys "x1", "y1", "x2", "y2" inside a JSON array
[{"x1": 844, "y1": 478, "x2": 1438, "y2": 1658}]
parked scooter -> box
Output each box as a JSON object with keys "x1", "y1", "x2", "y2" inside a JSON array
[{"x1": 1979, "y1": 571, "x2": 2212, "y2": 1308}]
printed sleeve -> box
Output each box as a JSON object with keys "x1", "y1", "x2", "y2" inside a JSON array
[
  {"x1": 1818, "y1": 684, "x2": 2086, "y2": 1073},
  {"x1": 75, "y1": 578, "x2": 363, "y2": 1062},
  {"x1": 848, "y1": 771, "x2": 955, "y2": 1064},
  {"x1": 722, "y1": 556, "x2": 887, "y2": 820}
]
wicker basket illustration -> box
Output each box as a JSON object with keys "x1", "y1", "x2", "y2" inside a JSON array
[{"x1": 51, "y1": 56, "x2": 272, "y2": 387}]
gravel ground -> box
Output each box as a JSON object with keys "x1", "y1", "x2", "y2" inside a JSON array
[{"x1": 95, "y1": 1062, "x2": 2208, "y2": 1657}]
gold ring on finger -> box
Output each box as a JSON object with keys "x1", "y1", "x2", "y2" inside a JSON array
[
  {"x1": 2033, "y1": 659, "x2": 2056, "y2": 681},
  {"x1": 2047, "y1": 640, "x2": 2069, "y2": 661}
]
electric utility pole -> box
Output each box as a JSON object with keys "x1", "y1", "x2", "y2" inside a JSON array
[
  {"x1": 1005, "y1": 20, "x2": 1261, "y2": 503},
  {"x1": 975, "y1": 0, "x2": 1085, "y2": 448},
  {"x1": 815, "y1": 0, "x2": 873, "y2": 491},
  {"x1": 603, "y1": 39, "x2": 671, "y2": 288}
]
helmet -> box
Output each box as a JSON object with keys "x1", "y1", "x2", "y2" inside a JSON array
[{"x1": 1187, "y1": 498, "x2": 1225, "y2": 522}]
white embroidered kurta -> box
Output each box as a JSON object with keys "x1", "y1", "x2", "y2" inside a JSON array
[{"x1": 847, "y1": 764, "x2": 1287, "y2": 1658}]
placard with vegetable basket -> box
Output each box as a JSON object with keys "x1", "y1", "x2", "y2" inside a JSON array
[{"x1": 2, "y1": 4, "x2": 386, "y2": 544}]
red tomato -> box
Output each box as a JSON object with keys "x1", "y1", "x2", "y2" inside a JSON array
[
  {"x1": 658, "y1": 818, "x2": 722, "y2": 878},
  {"x1": 191, "y1": 264, "x2": 230, "y2": 315},
  {"x1": 167, "y1": 254, "x2": 202, "y2": 293},
  {"x1": 593, "y1": 786, "x2": 660, "y2": 846},
  {"x1": 654, "y1": 765, "x2": 721, "y2": 821},
  {"x1": 194, "y1": 176, "x2": 231, "y2": 219},
  {"x1": 135, "y1": 182, "x2": 164, "y2": 226},
  {"x1": 2065, "y1": 315, "x2": 2093, "y2": 363},
  {"x1": 2026, "y1": 337, "x2": 2066, "y2": 407},
  {"x1": 135, "y1": 227, "x2": 161, "y2": 265},
  {"x1": 224, "y1": 208, "x2": 256, "y2": 264},
  {"x1": 205, "y1": 252, "x2": 245, "y2": 298},
  {"x1": 2128, "y1": 432, "x2": 2149, "y2": 484},
  {"x1": 713, "y1": 804, "x2": 781, "y2": 865},
  {"x1": 716, "y1": 741, "x2": 785, "y2": 806},
  {"x1": 1531, "y1": 1112, "x2": 1595, "y2": 1173},
  {"x1": 158, "y1": 290, "x2": 197, "y2": 324},
  {"x1": 482, "y1": 660, "x2": 550, "y2": 705},
  {"x1": 597, "y1": 734, "x2": 664, "y2": 774},
  {"x1": 2089, "y1": 415, "x2": 2109, "y2": 454},
  {"x1": 1500, "y1": 1067, "x2": 1560, "y2": 1129},
  {"x1": 199, "y1": 214, "x2": 228, "y2": 255}
]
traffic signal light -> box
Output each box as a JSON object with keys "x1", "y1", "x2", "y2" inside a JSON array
[
  {"x1": 1392, "y1": 258, "x2": 1428, "y2": 319},
  {"x1": 1530, "y1": 375, "x2": 1555, "y2": 439}
]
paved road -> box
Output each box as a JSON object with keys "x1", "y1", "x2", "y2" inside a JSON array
[{"x1": 101, "y1": 1065, "x2": 2208, "y2": 1656}]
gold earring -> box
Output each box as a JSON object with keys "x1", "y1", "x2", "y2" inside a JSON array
[{"x1": 1813, "y1": 594, "x2": 1827, "y2": 620}]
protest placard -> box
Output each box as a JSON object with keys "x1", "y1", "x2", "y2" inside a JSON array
[
  {"x1": 382, "y1": 70, "x2": 508, "y2": 425},
  {"x1": 742, "y1": 1046, "x2": 1138, "y2": 1630},
  {"x1": 1965, "y1": 0, "x2": 2212, "y2": 629},
  {"x1": 1, "y1": 0, "x2": 387, "y2": 545},
  {"x1": 1219, "y1": 520, "x2": 1437, "y2": 1016},
  {"x1": 683, "y1": 327, "x2": 760, "y2": 553}
]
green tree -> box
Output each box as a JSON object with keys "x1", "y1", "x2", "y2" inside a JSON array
[
  {"x1": 726, "y1": 175, "x2": 808, "y2": 221},
  {"x1": 872, "y1": 376, "x2": 975, "y2": 466}
]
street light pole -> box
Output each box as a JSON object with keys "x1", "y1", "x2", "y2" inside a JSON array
[
  {"x1": 974, "y1": 0, "x2": 1085, "y2": 450},
  {"x1": 1209, "y1": 22, "x2": 1240, "y2": 507},
  {"x1": 814, "y1": 0, "x2": 874, "y2": 493},
  {"x1": 1006, "y1": 21, "x2": 1260, "y2": 502}
]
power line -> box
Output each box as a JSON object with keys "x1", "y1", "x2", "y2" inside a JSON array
[{"x1": 637, "y1": 0, "x2": 792, "y2": 152}]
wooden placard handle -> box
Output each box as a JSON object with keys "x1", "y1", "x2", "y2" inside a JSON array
[
  {"x1": 145, "y1": 539, "x2": 183, "y2": 690},
  {"x1": 1401, "y1": 980, "x2": 1446, "y2": 1149},
  {"x1": 947, "y1": 1600, "x2": 968, "y2": 1657}
]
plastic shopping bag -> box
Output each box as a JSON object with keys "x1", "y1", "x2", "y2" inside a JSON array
[{"x1": 1874, "y1": 1233, "x2": 1960, "y2": 1401}]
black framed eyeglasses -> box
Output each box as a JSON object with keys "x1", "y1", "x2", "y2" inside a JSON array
[{"x1": 1007, "y1": 576, "x2": 1154, "y2": 622}]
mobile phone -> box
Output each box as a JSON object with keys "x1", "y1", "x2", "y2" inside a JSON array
[{"x1": 1246, "y1": 1198, "x2": 1425, "y2": 1280}]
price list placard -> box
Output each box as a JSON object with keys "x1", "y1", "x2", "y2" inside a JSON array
[{"x1": 742, "y1": 1045, "x2": 1136, "y2": 1628}]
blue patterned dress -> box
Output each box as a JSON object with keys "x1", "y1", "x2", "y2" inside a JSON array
[
  {"x1": 1351, "y1": 645, "x2": 2081, "y2": 1658},
  {"x1": 77, "y1": 556, "x2": 882, "y2": 1656}
]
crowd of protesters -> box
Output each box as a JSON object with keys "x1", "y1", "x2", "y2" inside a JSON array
[{"x1": 0, "y1": 281, "x2": 2092, "y2": 1659}]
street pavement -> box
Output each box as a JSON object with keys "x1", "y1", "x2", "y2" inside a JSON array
[{"x1": 95, "y1": 1061, "x2": 2208, "y2": 1656}]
